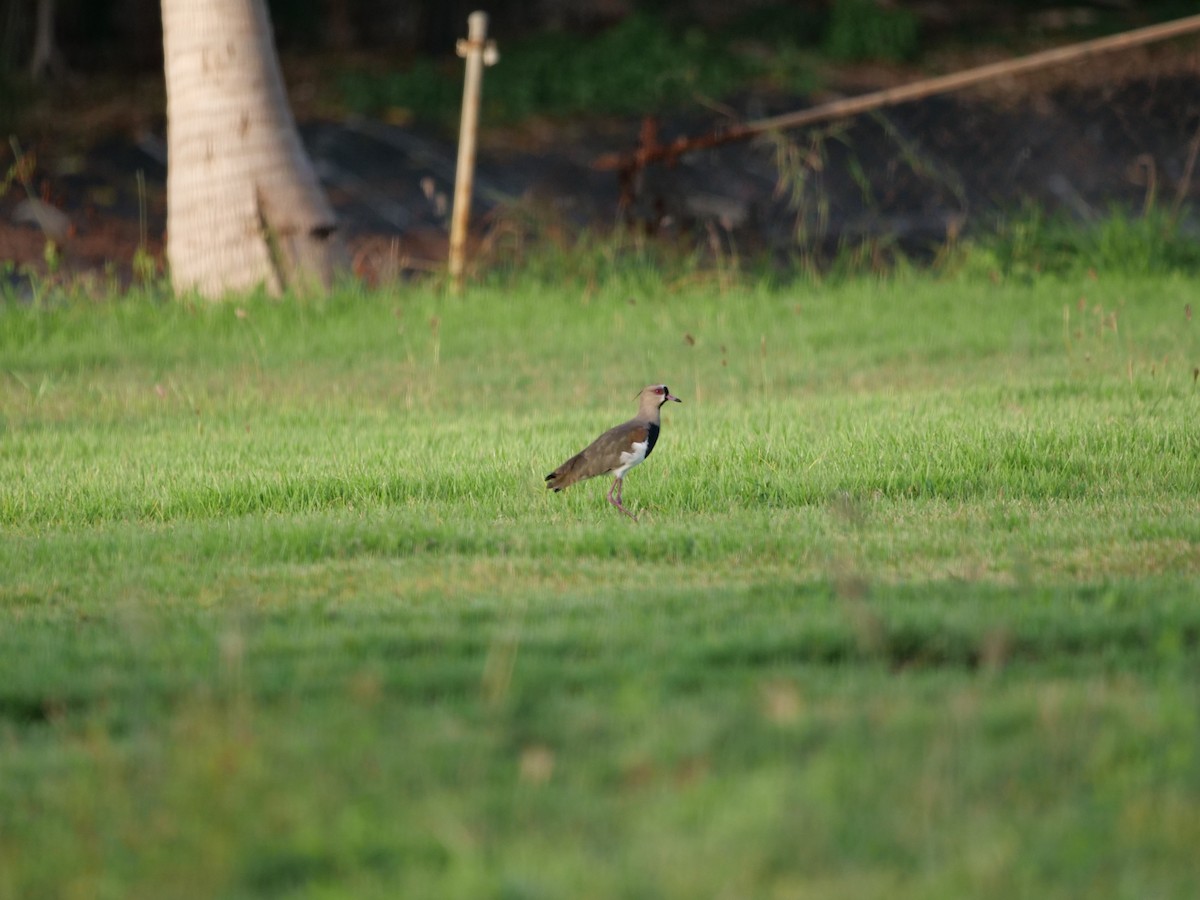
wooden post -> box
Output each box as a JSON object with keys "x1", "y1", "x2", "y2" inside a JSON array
[{"x1": 449, "y1": 11, "x2": 498, "y2": 292}]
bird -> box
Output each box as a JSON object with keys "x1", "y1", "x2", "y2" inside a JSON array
[{"x1": 545, "y1": 384, "x2": 682, "y2": 520}]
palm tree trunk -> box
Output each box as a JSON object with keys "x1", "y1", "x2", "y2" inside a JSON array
[{"x1": 162, "y1": 0, "x2": 343, "y2": 299}]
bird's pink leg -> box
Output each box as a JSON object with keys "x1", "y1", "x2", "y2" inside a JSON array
[{"x1": 608, "y1": 477, "x2": 637, "y2": 521}]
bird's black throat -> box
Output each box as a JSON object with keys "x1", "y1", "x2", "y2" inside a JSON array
[{"x1": 644, "y1": 422, "x2": 661, "y2": 457}]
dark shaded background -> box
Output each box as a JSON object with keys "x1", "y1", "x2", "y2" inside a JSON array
[
  {"x1": 3, "y1": 1, "x2": 1200, "y2": 286},
  {"x1": 3, "y1": 1, "x2": 1196, "y2": 77}
]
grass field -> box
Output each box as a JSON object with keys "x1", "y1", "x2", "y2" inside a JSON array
[{"x1": 2, "y1": 253, "x2": 1200, "y2": 898}]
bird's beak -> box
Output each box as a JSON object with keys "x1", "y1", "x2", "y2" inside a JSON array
[{"x1": 668, "y1": 393, "x2": 682, "y2": 403}]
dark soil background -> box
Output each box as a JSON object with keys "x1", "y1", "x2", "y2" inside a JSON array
[{"x1": 3, "y1": 37, "x2": 1200, "y2": 286}]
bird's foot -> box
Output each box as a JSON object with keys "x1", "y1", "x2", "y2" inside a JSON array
[{"x1": 608, "y1": 487, "x2": 638, "y2": 522}]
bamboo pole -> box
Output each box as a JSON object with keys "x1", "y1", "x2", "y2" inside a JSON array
[
  {"x1": 449, "y1": 11, "x2": 498, "y2": 291},
  {"x1": 594, "y1": 12, "x2": 1200, "y2": 173}
]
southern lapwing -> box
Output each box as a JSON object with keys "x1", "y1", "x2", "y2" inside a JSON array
[{"x1": 545, "y1": 384, "x2": 682, "y2": 519}]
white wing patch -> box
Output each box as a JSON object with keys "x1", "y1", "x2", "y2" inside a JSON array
[{"x1": 613, "y1": 440, "x2": 649, "y2": 478}]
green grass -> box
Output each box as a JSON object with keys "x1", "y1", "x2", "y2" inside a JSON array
[{"x1": 3, "y1": 253, "x2": 1200, "y2": 898}]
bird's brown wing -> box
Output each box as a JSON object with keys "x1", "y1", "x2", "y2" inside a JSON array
[{"x1": 545, "y1": 420, "x2": 648, "y2": 491}]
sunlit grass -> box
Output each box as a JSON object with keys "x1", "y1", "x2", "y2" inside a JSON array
[{"x1": 2, "y1": 259, "x2": 1199, "y2": 897}]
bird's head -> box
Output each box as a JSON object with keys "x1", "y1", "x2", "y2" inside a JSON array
[{"x1": 641, "y1": 384, "x2": 682, "y2": 407}]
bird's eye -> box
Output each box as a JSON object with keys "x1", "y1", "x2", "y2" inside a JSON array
[{"x1": 654, "y1": 387, "x2": 664, "y2": 394}]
